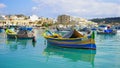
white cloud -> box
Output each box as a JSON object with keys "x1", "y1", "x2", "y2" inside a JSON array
[
  {"x1": 0, "y1": 3, "x2": 6, "y2": 8},
  {"x1": 0, "y1": 3, "x2": 6, "y2": 14},
  {"x1": 32, "y1": 0, "x2": 120, "y2": 18},
  {"x1": 32, "y1": 6, "x2": 39, "y2": 11}
]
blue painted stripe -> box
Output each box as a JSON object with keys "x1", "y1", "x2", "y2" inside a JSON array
[
  {"x1": 47, "y1": 37, "x2": 92, "y2": 42},
  {"x1": 47, "y1": 38, "x2": 82, "y2": 41},
  {"x1": 47, "y1": 41, "x2": 96, "y2": 49},
  {"x1": 47, "y1": 38, "x2": 95, "y2": 44}
]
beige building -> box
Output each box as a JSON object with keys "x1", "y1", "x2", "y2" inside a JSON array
[
  {"x1": 57, "y1": 14, "x2": 71, "y2": 24},
  {"x1": 3, "y1": 15, "x2": 29, "y2": 26},
  {"x1": 56, "y1": 15, "x2": 98, "y2": 28}
]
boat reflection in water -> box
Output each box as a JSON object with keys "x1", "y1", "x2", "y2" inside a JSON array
[
  {"x1": 43, "y1": 44, "x2": 96, "y2": 67},
  {"x1": 97, "y1": 34, "x2": 116, "y2": 40},
  {"x1": 6, "y1": 39, "x2": 35, "y2": 51}
]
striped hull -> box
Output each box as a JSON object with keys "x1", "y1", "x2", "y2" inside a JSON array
[
  {"x1": 97, "y1": 32, "x2": 117, "y2": 34},
  {"x1": 97, "y1": 30, "x2": 117, "y2": 34},
  {"x1": 7, "y1": 34, "x2": 34, "y2": 39},
  {"x1": 46, "y1": 38, "x2": 96, "y2": 49}
]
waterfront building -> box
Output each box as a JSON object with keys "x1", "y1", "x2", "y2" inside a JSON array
[
  {"x1": 57, "y1": 14, "x2": 71, "y2": 24},
  {"x1": 0, "y1": 15, "x2": 30, "y2": 26},
  {"x1": 56, "y1": 15, "x2": 98, "y2": 28}
]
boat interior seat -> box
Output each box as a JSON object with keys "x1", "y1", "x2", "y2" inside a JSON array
[{"x1": 62, "y1": 29, "x2": 84, "y2": 38}]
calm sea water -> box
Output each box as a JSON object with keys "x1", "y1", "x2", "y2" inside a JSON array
[{"x1": 0, "y1": 29, "x2": 120, "y2": 68}]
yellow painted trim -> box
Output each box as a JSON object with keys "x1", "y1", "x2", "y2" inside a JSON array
[{"x1": 48, "y1": 39, "x2": 95, "y2": 44}]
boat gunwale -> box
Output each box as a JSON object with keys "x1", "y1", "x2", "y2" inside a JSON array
[{"x1": 44, "y1": 36, "x2": 91, "y2": 40}]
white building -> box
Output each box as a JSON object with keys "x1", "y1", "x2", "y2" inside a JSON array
[{"x1": 30, "y1": 15, "x2": 39, "y2": 22}]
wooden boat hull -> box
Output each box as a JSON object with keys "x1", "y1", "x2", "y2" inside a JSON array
[
  {"x1": 97, "y1": 31, "x2": 117, "y2": 34},
  {"x1": 46, "y1": 38, "x2": 96, "y2": 49},
  {"x1": 7, "y1": 34, "x2": 34, "y2": 39},
  {"x1": 17, "y1": 34, "x2": 34, "y2": 39}
]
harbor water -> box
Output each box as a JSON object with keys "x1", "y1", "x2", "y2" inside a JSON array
[{"x1": 0, "y1": 29, "x2": 120, "y2": 68}]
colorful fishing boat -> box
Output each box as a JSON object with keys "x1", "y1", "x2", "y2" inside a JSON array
[
  {"x1": 43, "y1": 29, "x2": 96, "y2": 49},
  {"x1": 5, "y1": 29, "x2": 17, "y2": 38},
  {"x1": 17, "y1": 27, "x2": 34, "y2": 39},
  {"x1": 97, "y1": 29, "x2": 117, "y2": 34},
  {"x1": 5, "y1": 27, "x2": 34, "y2": 39},
  {"x1": 97, "y1": 25, "x2": 117, "y2": 34}
]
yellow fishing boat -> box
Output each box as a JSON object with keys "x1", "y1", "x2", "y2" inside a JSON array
[{"x1": 43, "y1": 29, "x2": 96, "y2": 49}]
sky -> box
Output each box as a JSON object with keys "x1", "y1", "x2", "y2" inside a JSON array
[{"x1": 0, "y1": 0, "x2": 120, "y2": 19}]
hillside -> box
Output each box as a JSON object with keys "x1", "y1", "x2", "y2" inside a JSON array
[{"x1": 90, "y1": 17, "x2": 120, "y2": 24}]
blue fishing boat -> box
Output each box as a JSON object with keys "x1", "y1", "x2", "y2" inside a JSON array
[
  {"x1": 43, "y1": 29, "x2": 96, "y2": 49},
  {"x1": 17, "y1": 27, "x2": 34, "y2": 39},
  {"x1": 97, "y1": 25, "x2": 117, "y2": 34}
]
